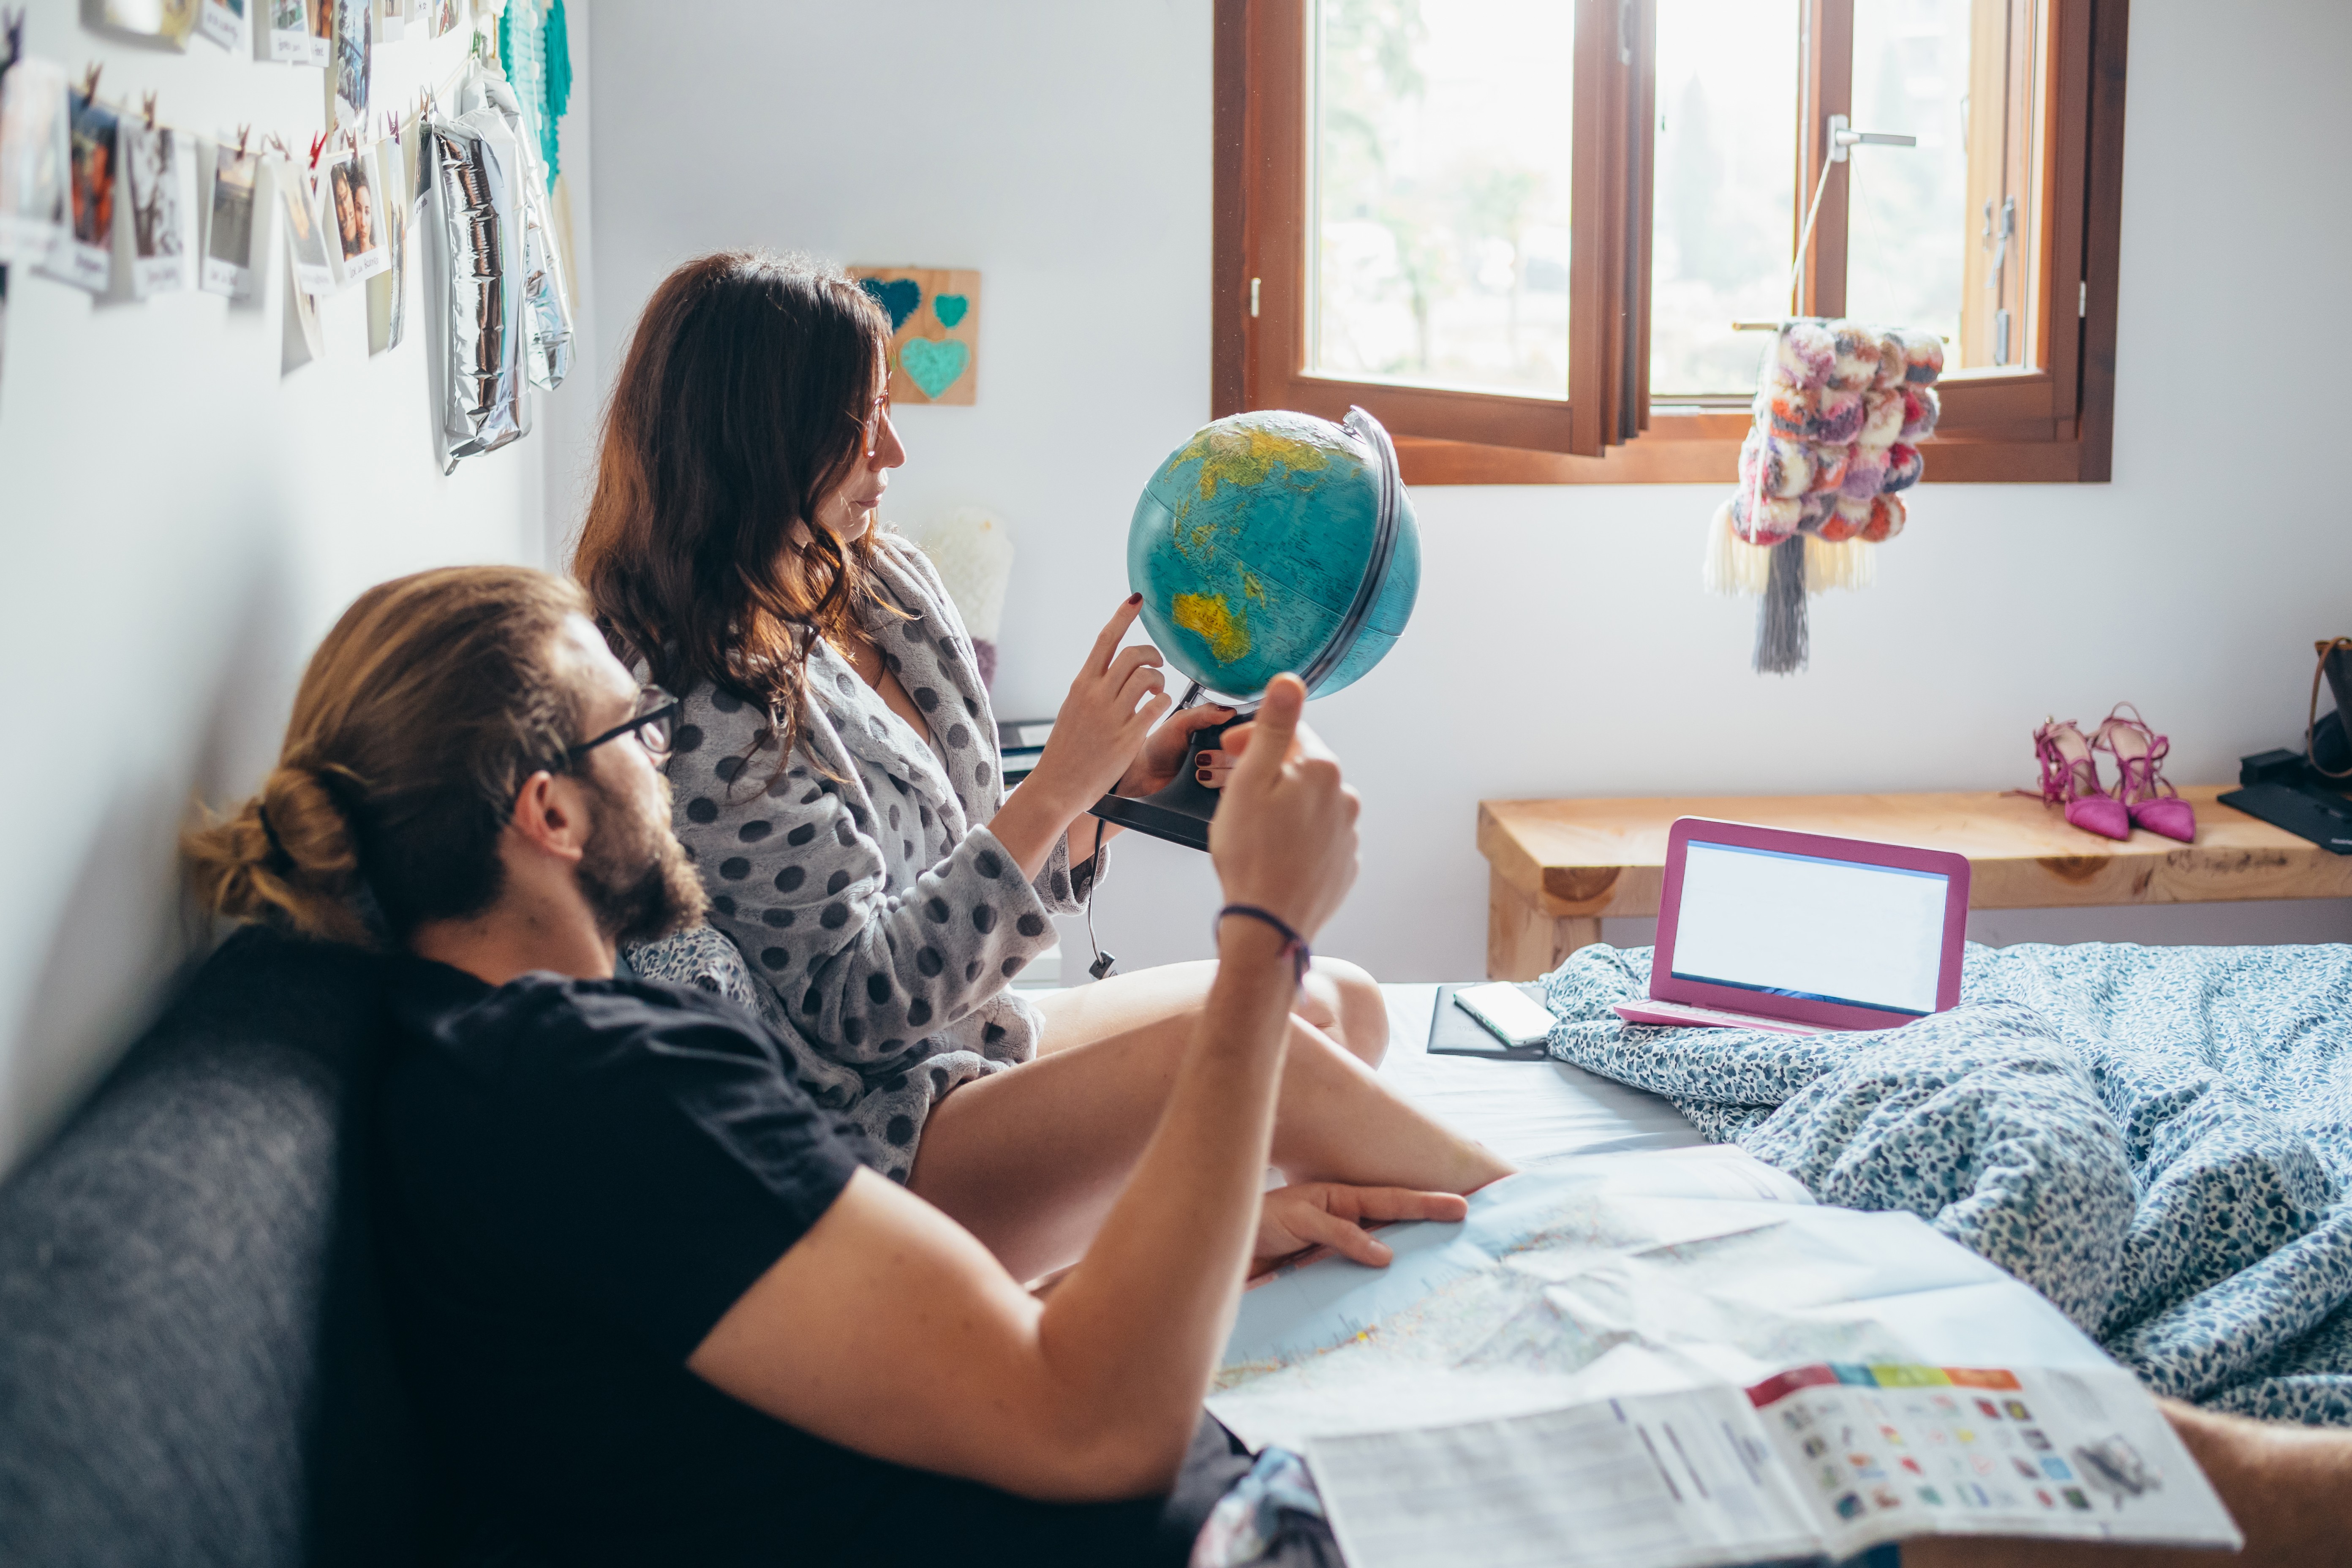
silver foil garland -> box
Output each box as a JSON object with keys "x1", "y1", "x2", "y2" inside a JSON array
[
  {"x1": 424, "y1": 109, "x2": 524, "y2": 472},
  {"x1": 478, "y1": 76, "x2": 573, "y2": 389}
]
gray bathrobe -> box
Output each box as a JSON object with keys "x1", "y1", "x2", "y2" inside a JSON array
[{"x1": 626, "y1": 531, "x2": 1096, "y2": 1178}]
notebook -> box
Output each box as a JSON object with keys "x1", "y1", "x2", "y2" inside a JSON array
[{"x1": 1613, "y1": 817, "x2": 1971, "y2": 1035}]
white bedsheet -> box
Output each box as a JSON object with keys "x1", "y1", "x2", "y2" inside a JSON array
[{"x1": 1375, "y1": 984, "x2": 1706, "y2": 1166}]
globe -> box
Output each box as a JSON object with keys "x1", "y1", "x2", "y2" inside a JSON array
[{"x1": 1127, "y1": 407, "x2": 1420, "y2": 702}]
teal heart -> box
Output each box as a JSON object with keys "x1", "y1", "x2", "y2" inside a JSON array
[
  {"x1": 860, "y1": 276, "x2": 920, "y2": 332},
  {"x1": 899, "y1": 336, "x2": 970, "y2": 399},
  {"x1": 932, "y1": 294, "x2": 968, "y2": 328}
]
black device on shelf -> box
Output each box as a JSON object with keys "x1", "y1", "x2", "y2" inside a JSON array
[{"x1": 2219, "y1": 748, "x2": 2352, "y2": 855}]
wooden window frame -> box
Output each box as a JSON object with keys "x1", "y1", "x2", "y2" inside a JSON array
[{"x1": 1213, "y1": 0, "x2": 2129, "y2": 485}]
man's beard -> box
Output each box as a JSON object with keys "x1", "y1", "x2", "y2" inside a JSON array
[{"x1": 576, "y1": 776, "x2": 707, "y2": 948}]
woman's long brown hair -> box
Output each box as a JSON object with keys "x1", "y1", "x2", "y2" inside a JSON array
[{"x1": 574, "y1": 251, "x2": 893, "y2": 762}]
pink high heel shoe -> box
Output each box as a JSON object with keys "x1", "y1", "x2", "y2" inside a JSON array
[
  {"x1": 2094, "y1": 704, "x2": 2196, "y2": 843},
  {"x1": 2029, "y1": 717, "x2": 2131, "y2": 840}
]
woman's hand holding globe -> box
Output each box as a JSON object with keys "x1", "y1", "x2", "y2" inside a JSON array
[{"x1": 984, "y1": 595, "x2": 1233, "y2": 877}]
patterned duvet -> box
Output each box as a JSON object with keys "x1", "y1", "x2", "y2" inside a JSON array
[{"x1": 1541, "y1": 942, "x2": 2352, "y2": 1426}]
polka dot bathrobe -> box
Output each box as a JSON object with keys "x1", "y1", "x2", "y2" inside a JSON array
[{"x1": 625, "y1": 531, "x2": 1099, "y2": 1180}]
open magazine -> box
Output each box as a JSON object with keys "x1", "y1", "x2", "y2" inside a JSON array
[{"x1": 1210, "y1": 1153, "x2": 2240, "y2": 1568}]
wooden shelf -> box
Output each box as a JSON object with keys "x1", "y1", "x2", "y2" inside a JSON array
[{"x1": 1477, "y1": 787, "x2": 2352, "y2": 980}]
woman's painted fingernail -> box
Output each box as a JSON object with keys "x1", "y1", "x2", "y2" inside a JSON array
[{"x1": 1126, "y1": 591, "x2": 1143, "y2": 605}]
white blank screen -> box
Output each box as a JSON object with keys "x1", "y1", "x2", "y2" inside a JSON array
[{"x1": 1669, "y1": 841, "x2": 1949, "y2": 1015}]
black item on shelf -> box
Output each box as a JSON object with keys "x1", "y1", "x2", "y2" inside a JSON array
[{"x1": 2220, "y1": 749, "x2": 2352, "y2": 855}]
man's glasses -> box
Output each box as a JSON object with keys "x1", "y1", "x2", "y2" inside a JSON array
[
  {"x1": 567, "y1": 687, "x2": 681, "y2": 765},
  {"x1": 856, "y1": 389, "x2": 892, "y2": 458}
]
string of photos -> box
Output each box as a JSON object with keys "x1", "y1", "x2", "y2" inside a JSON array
[{"x1": 0, "y1": 0, "x2": 575, "y2": 475}]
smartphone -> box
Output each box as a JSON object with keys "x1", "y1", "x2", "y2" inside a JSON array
[{"x1": 1451, "y1": 983, "x2": 1556, "y2": 1048}]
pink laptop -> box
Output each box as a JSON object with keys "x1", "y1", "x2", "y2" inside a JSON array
[{"x1": 1614, "y1": 817, "x2": 1971, "y2": 1036}]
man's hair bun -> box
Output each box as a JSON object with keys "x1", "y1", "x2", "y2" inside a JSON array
[{"x1": 185, "y1": 763, "x2": 373, "y2": 947}]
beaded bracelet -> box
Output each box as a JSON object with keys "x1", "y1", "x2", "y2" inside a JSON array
[{"x1": 1214, "y1": 904, "x2": 1311, "y2": 988}]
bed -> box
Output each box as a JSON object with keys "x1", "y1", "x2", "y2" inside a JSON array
[{"x1": 1452, "y1": 941, "x2": 2352, "y2": 1428}]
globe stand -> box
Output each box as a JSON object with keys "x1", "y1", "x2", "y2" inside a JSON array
[
  {"x1": 1086, "y1": 403, "x2": 1405, "y2": 854},
  {"x1": 1088, "y1": 708, "x2": 1244, "y2": 852}
]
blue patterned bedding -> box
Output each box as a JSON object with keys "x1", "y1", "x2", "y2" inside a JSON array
[{"x1": 1541, "y1": 942, "x2": 2352, "y2": 1426}]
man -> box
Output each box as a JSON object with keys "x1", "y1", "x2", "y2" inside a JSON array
[
  {"x1": 188, "y1": 567, "x2": 2348, "y2": 1567},
  {"x1": 187, "y1": 566, "x2": 1447, "y2": 1564}
]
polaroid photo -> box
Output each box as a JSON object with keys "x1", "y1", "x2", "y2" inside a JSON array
[
  {"x1": 277, "y1": 157, "x2": 335, "y2": 294},
  {"x1": 366, "y1": 133, "x2": 407, "y2": 351},
  {"x1": 320, "y1": 144, "x2": 387, "y2": 285},
  {"x1": 38, "y1": 89, "x2": 120, "y2": 292},
  {"x1": 201, "y1": 140, "x2": 257, "y2": 296},
  {"x1": 196, "y1": 0, "x2": 245, "y2": 50},
  {"x1": 0, "y1": 57, "x2": 71, "y2": 267},
  {"x1": 303, "y1": 0, "x2": 332, "y2": 66},
  {"x1": 266, "y1": 0, "x2": 309, "y2": 61},
  {"x1": 376, "y1": 0, "x2": 403, "y2": 44},
  {"x1": 331, "y1": 0, "x2": 370, "y2": 125},
  {"x1": 425, "y1": 0, "x2": 455, "y2": 39},
  {"x1": 95, "y1": 0, "x2": 200, "y2": 50},
  {"x1": 283, "y1": 229, "x2": 324, "y2": 362},
  {"x1": 122, "y1": 118, "x2": 190, "y2": 296}
]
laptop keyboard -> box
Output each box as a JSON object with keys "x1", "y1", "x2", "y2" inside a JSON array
[{"x1": 1614, "y1": 1000, "x2": 1828, "y2": 1035}]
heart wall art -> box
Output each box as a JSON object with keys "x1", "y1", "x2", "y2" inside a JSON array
[{"x1": 852, "y1": 264, "x2": 979, "y2": 406}]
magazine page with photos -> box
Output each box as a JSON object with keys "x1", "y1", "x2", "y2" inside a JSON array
[{"x1": 1209, "y1": 1167, "x2": 2243, "y2": 1568}]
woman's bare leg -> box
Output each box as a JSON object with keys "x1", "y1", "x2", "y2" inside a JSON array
[
  {"x1": 1029, "y1": 957, "x2": 1388, "y2": 1067},
  {"x1": 910, "y1": 979, "x2": 1508, "y2": 1281}
]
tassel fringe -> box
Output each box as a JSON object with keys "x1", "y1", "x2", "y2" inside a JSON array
[
  {"x1": 1705, "y1": 503, "x2": 1877, "y2": 599},
  {"x1": 1702, "y1": 501, "x2": 1776, "y2": 596},
  {"x1": 1803, "y1": 533, "x2": 1877, "y2": 594}
]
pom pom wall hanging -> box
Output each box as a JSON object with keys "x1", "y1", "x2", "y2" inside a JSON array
[{"x1": 1704, "y1": 318, "x2": 1943, "y2": 674}]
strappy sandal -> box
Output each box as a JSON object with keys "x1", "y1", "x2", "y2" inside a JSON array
[
  {"x1": 2094, "y1": 704, "x2": 2196, "y2": 844},
  {"x1": 2027, "y1": 717, "x2": 2131, "y2": 841}
]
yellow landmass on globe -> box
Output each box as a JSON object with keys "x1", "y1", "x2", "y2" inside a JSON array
[
  {"x1": 1169, "y1": 424, "x2": 1333, "y2": 565},
  {"x1": 1171, "y1": 591, "x2": 1252, "y2": 666}
]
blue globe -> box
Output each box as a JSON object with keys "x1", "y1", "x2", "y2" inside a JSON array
[{"x1": 1127, "y1": 408, "x2": 1420, "y2": 701}]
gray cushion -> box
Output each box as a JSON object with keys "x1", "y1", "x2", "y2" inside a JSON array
[{"x1": 0, "y1": 927, "x2": 446, "y2": 1568}]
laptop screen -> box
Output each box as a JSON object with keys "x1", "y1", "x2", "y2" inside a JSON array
[{"x1": 1670, "y1": 839, "x2": 1952, "y2": 1016}]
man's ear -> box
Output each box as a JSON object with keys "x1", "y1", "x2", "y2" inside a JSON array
[{"x1": 506, "y1": 770, "x2": 592, "y2": 865}]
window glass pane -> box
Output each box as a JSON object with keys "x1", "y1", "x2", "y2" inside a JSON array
[
  {"x1": 1311, "y1": 0, "x2": 1574, "y2": 398},
  {"x1": 1649, "y1": 0, "x2": 1801, "y2": 400},
  {"x1": 1846, "y1": 0, "x2": 2033, "y2": 370}
]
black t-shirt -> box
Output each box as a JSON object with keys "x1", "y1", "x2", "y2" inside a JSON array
[
  {"x1": 377, "y1": 958, "x2": 1279, "y2": 1568},
  {"x1": 378, "y1": 958, "x2": 890, "y2": 1563}
]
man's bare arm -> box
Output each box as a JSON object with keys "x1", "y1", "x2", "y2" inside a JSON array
[{"x1": 686, "y1": 676, "x2": 1361, "y2": 1501}]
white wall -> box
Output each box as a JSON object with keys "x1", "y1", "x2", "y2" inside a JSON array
[
  {"x1": 577, "y1": 1, "x2": 2352, "y2": 986},
  {"x1": 0, "y1": 3, "x2": 574, "y2": 1177}
]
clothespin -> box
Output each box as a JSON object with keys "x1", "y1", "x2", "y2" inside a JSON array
[
  {"x1": 307, "y1": 130, "x2": 328, "y2": 169},
  {"x1": 262, "y1": 131, "x2": 290, "y2": 160},
  {"x1": 141, "y1": 91, "x2": 158, "y2": 130},
  {"x1": 79, "y1": 61, "x2": 101, "y2": 102},
  {"x1": 2, "y1": 10, "x2": 27, "y2": 73},
  {"x1": 234, "y1": 123, "x2": 252, "y2": 158}
]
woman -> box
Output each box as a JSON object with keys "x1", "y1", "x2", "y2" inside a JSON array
[{"x1": 575, "y1": 252, "x2": 1505, "y2": 1280}]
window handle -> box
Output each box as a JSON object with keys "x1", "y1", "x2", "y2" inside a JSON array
[{"x1": 1827, "y1": 113, "x2": 1916, "y2": 163}]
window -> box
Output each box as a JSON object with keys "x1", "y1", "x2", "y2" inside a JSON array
[{"x1": 1214, "y1": 0, "x2": 2128, "y2": 482}]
